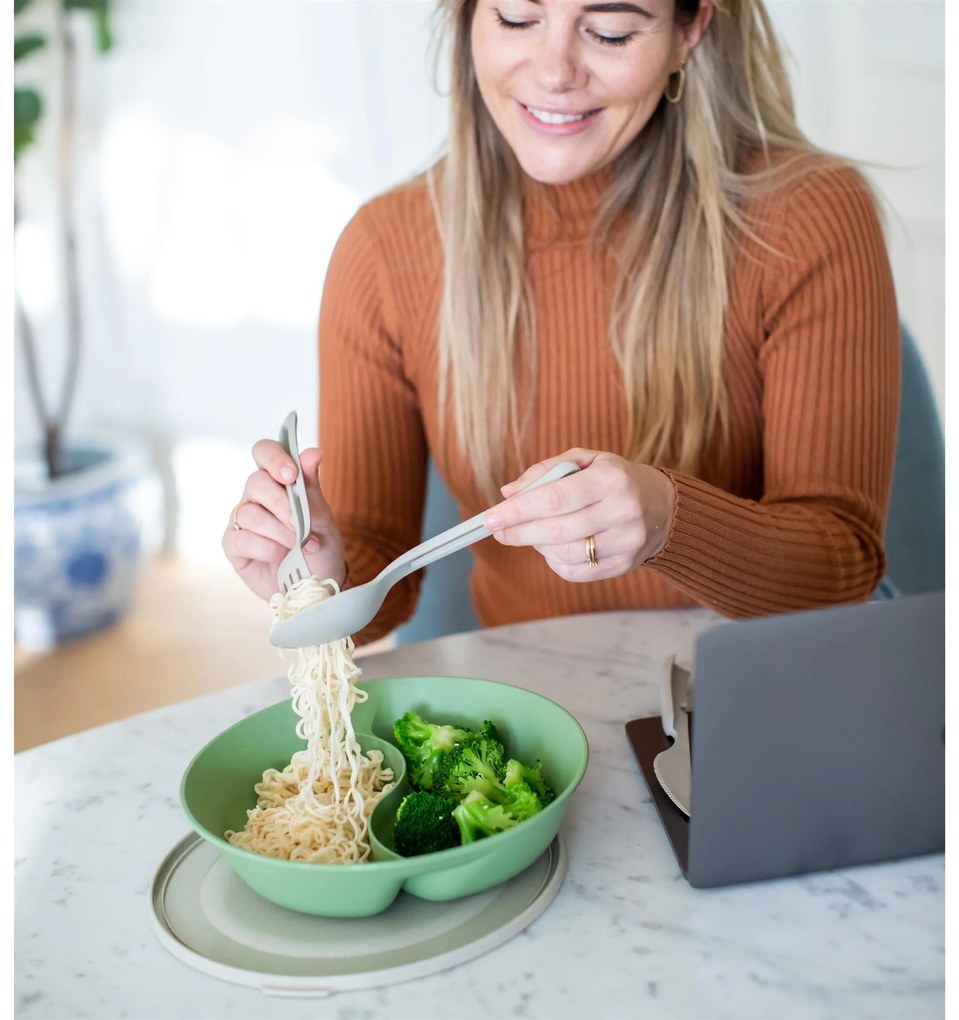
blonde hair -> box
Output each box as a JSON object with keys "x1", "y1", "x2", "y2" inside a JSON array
[{"x1": 432, "y1": 0, "x2": 831, "y2": 499}]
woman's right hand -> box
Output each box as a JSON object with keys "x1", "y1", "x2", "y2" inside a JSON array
[{"x1": 222, "y1": 440, "x2": 347, "y2": 602}]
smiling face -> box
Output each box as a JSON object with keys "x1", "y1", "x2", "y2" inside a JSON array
[{"x1": 470, "y1": 0, "x2": 709, "y2": 185}]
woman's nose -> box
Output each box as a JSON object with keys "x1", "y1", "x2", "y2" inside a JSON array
[{"x1": 532, "y1": 32, "x2": 586, "y2": 92}]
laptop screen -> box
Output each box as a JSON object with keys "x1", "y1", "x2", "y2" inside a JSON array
[{"x1": 628, "y1": 592, "x2": 944, "y2": 888}]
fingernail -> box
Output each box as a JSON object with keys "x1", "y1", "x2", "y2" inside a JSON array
[
  {"x1": 485, "y1": 513, "x2": 502, "y2": 529},
  {"x1": 305, "y1": 536, "x2": 320, "y2": 552},
  {"x1": 281, "y1": 466, "x2": 295, "y2": 482}
]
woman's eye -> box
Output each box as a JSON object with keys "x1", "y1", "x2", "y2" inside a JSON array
[
  {"x1": 495, "y1": 11, "x2": 532, "y2": 30},
  {"x1": 589, "y1": 30, "x2": 635, "y2": 47}
]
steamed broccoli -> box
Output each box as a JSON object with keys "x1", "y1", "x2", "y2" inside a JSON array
[
  {"x1": 391, "y1": 711, "x2": 555, "y2": 851},
  {"x1": 475, "y1": 719, "x2": 502, "y2": 743},
  {"x1": 453, "y1": 790, "x2": 534, "y2": 844},
  {"x1": 393, "y1": 711, "x2": 470, "y2": 789},
  {"x1": 500, "y1": 780, "x2": 545, "y2": 821},
  {"x1": 392, "y1": 790, "x2": 461, "y2": 856},
  {"x1": 504, "y1": 758, "x2": 555, "y2": 805},
  {"x1": 435, "y1": 733, "x2": 507, "y2": 801}
]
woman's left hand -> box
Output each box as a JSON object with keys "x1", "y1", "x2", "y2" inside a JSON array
[{"x1": 483, "y1": 449, "x2": 677, "y2": 582}]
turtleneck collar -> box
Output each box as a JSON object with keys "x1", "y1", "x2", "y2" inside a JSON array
[{"x1": 522, "y1": 166, "x2": 614, "y2": 247}]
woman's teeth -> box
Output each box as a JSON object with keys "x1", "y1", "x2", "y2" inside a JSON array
[{"x1": 525, "y1": 106, "x2": 590, "y2": 124}]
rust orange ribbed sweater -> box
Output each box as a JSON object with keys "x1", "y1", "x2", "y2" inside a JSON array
[{"x1": 318, "y1": 161, "x2": 900, "y2": 643}]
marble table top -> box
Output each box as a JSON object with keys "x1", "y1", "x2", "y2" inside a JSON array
[{"x1": 14, "y1": 607, "x2": 945, "y2": 1019}]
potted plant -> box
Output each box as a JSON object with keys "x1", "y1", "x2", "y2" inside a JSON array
[{"x1": 14, "y1": 0, "x2": 152, "y2": 649}]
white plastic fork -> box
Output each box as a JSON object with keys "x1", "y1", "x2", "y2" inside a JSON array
[
  {"x1": 270, "y1": 459, "x2": 582, "y2": 648},
  {"x1": 276, "y1": 410, "x2": 313, "y2": 595}
]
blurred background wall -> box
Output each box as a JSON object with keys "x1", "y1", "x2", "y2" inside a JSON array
[{"x1": 13, "y1": 0, "x2": 945, "y2": 565}]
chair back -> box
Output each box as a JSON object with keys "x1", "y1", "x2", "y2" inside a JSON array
[
  {"x1": 394, "y1": 460, "x2": 480, "y2": 645},
  {"x1": 883, "y1": 325, "x2": 945, "y2": 595}
]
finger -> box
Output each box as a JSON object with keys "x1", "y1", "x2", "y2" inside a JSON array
[
  {"x1": 251, "y1": 438, "x2": 297, "y2": 485},
  {"x1": 294, "y1": 448, "x2": 346, "y2": 572},
  {"x1": 499, "y1": 449, "x2": 600, "y2": 498},
  {"x1": 538, "y1": 526, "x2": 636, "y2": 578},
  {"x1": 485, "y1": 471, "x2": 598, "y2": 532},
  {"x1": 242, "y1": 468, "x2": 300, "y2": 531},
  {"x1": 223, "y1": 525, "x2": 293, "y2": 571},
  {"x1": 491, "y1": 507, "x2": 603, "y2": 549},
  {"x1": 298, "y1": 448, "x2": 337, "y2": 529},
  {"x1": 230, "y1": 499, "x2": 298, "y2": 549},
  {"x1": 541, "y1": 551, "x2": 617, "y2": 583},
  {"x1": 539, "y1": 537, "x2": 601, "y2": 569},
  {"x1": 538, "y1": 536, "x2": 618, "y2": 569}
]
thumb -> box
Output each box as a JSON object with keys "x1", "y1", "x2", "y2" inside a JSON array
[{"x1": 299, "y1": 447, "x2": 335, "y2": 523}]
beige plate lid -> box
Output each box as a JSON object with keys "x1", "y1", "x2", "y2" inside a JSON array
[{"x1": 149, "y1": 832, "x2": 566, "y2": 997}]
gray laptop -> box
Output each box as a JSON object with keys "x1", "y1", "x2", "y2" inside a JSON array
[{"x1": 626, "y1": 591, "x2": 945, "y2": 888}]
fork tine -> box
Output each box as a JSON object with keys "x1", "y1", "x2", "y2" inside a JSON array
[{"x1": 277, "y1": 538, "x2": 312, "y2": 596}]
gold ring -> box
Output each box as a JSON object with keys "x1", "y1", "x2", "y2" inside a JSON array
[
  {"x1": 585, "y1": 534, "x2": 598, "y2": 568},
  {"x1": 231, "y1": 502, "x2": 245, "y2": 531}
]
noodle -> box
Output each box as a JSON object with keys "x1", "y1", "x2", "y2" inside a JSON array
[{"x1": 225, "y1": 577, "x2": 394, "y2": 863}]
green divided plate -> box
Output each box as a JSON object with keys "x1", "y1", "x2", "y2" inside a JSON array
[{"x1": 180, "y1": 675, "x2": 588, "y2": 917}]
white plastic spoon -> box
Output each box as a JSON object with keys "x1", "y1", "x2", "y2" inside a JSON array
[{"x1": 269, "y1": 460, "x2": 581, "y2": 648}]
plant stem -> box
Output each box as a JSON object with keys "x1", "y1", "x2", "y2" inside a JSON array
[
  {"x1": 14, "y1": 187, "x2": 62, "y2": 478},
  {"x1": 55, "y1": 3, "x2": 82, "y2": 477}
]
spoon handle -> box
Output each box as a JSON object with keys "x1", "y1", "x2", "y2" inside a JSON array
[{"x1": 383, "y1": 460, "x2": 582, "y2": 583}]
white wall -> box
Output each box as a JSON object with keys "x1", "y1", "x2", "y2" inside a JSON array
[
  {"x1": 767, "y1": 0, "x2": 945, "y2": 412},
  {"x1": 13, "y1": 0, "x2": 945, "y2": 558}
]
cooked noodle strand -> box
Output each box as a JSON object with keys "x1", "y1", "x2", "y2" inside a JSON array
[{"x1": 225, "y1": 577, "x2": 394, "y2": 862}]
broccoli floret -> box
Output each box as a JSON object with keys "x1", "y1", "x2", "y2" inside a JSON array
[
  {"x1": 477, "y1": 719, "x2": 501, "y2": 743},
  {"x1": 392, "y1": 790, "x2": 461, "y2": 856},
  {"x1": 436, "y1": 734, "x2": 507, "y2": 801},
  {"x1": 393, "y1": 711, "x2": 470, "y2": 790},
  {"x1": 501, "y1": 780, "x2": 545, "y2": 822},
  {"x1": 504, "y1": 758, "x2": 555, "y2": 805},
  {"x1": 452, "y1": 791, "x2": 522, "y2": 844},
  {"x1": 451, "y1": 785, "x2": 545, "y2": 844}
]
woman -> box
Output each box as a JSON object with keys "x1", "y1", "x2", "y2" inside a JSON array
[{"x1": 223, "y1": 0, "x2": 899, "y2": 644}]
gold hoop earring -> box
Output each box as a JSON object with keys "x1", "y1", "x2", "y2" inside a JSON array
[{"x1": 665, "y1": 65, "x2": 686, "y2": 104}]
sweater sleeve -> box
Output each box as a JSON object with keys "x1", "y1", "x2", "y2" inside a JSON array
[
  {"x1": 318, "y1": 201, "x2": 428, "y2": 643},
  {"x1": 648, "y1": 165, "x2": 901, "y2": 617}
]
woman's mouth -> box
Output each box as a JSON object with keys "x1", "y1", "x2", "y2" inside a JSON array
[{"x1": 520, "y1": 103, "x2": 601, "y2": 134}]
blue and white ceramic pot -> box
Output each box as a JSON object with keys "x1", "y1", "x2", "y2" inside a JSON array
[{"x1": 14, "y1": 438, "x2": 152, "y2": 649}]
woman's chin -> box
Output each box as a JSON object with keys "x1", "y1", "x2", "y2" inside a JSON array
[
  {"x1": 519, "y1": 162, "x2": 591, "y2": 187},
  {"x1": 515, "y1": 151, "x2": 610, "y2": 187}
]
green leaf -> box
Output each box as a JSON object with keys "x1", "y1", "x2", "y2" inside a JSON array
[
  {"x1": 15, "y1": 121, "x2": 36, "y2": 160},
  {"x1": 94, "y1": 6, "x2": 113, "y2": 51},
  {"x1": 15, "y1": 0, "x2": 39, "y2": 15},
  {"x1": 62, "y1": 0, "x2": 113, "y2": 52},
  {"x1": 14, "y1": 32, "x2": 47, "y2": 61},
  {"x1": 14, "y1": 86, "x2": 43, "y2": 162},
  {"x1": 14, "y1": 85, "x2": 42, "y2": 127}
]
